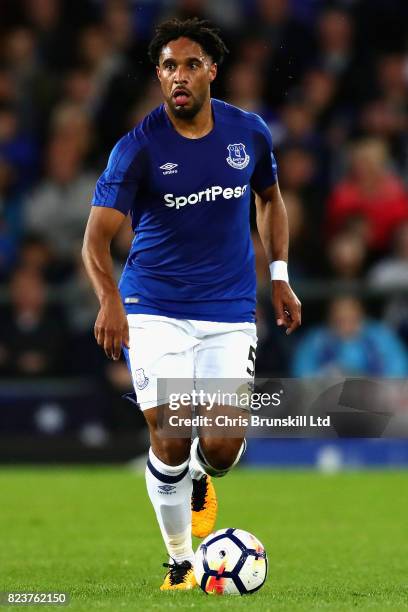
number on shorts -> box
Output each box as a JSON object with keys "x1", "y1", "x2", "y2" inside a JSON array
[{"x1": 246, "y1": 345, "x2": 256, "y2": 377}]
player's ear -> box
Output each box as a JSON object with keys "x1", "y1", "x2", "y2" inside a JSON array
[
  {"x1": 156, "y1": 65, "x2": 161, "y2": 81},
  {"x1": 209, "y1": 63, "x2": 217, "y2": 83}
]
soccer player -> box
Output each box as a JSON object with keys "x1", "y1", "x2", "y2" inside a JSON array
[{"x1": 82, "y1": 18, "x2": 301, "y2": 590}]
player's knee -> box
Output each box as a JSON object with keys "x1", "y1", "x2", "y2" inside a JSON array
[
  {"x1": 200, "y1": 438, "x2": 244, "y2": 472},
  {"x1": 152, "y1": 438, "x2": 190, "y2": 466}
]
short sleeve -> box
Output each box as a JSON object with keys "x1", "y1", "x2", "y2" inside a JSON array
[
  {"x1": 250, "y1": 117, "x2": 278, "y2": 194},
  {"x1": 92, "y1": 132, "x2": 144, "y2": 216}
]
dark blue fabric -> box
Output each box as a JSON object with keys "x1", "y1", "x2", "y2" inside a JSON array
[
  {"x1": 147, "y1": 458, "x2": 189, "y2": 484},
  {"x1": 92, "y1": 99, "x2": 277, "y2": 323},
  {"x1": 318, "y1": 333, "x2": 384, "y2": 375}
]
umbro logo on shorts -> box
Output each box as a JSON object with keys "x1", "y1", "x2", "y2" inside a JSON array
[
  {"x1": 160, "y1": 162, "x2": 178, "y2": 175},
  {"x1": 158, "y1": 484, "x2": 176, "y2": 495}
]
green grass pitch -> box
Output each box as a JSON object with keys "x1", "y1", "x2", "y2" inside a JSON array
[{"x1": 1, "y1": 467, "x2": 407, "y2": 611}]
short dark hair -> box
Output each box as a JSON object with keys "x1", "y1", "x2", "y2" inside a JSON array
[{"x1": 148, "y1": 18, "x2": 229, "y2": 66}]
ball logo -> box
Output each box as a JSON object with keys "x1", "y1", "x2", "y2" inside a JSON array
[{"x1": 226, "y1": 143, "x2": 250, "y2": 170}]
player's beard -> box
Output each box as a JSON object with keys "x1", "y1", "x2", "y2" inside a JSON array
[{"x1": 168, "y1": 94, "x2": 205, "y2": 120}]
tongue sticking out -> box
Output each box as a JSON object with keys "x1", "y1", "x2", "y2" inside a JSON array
[{"x1": 174, "y1": 93, "x2": 189, "y2": 106}]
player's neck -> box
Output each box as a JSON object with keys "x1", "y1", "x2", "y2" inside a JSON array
[{"x1": 165, "y1": 98, "x2": 214, "y2": 139}]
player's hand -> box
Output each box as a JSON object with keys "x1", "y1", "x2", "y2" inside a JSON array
[
  {"x1": 94, "y1": 295, "x2": 130, "y2": 360},
  {"x1": 272, "y1": 280, "x2": 302, "y2": 335}
]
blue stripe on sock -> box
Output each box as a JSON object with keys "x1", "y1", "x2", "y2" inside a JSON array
[{"x1": 147, "y1": 459, "x2": 189, "y2": 484}]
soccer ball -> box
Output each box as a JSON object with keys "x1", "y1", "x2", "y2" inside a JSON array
[{"x1": 194, "y1": 528, "x2": 267, "y2": 595}]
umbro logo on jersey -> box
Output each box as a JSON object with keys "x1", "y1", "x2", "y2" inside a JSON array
[{"x1": 160, "y1": 162, "x2": 178, "y2": 175}]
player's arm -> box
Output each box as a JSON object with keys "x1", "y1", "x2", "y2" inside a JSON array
[
  {"x1": 82, "y1": 207, "x2": 130, "y2": 360},
  {"x1": 255, "y1": 182, "x2": 301, "y2": 335}
]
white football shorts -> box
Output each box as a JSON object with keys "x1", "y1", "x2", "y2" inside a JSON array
[{"x1": 123, "y1": 314, "x2": 257, "y2": 411}]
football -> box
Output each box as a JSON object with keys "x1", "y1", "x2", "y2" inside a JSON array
[{"x1": 194, "y1": 528, "x2": 267, "y2": 595}]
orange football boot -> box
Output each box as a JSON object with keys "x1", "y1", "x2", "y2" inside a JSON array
[
  {"x1": 191, "y1": 475, "x2": 218, "y2": 538},
  {"x1": 160, "y1": 560, "x2": 197, "y2": 591}
]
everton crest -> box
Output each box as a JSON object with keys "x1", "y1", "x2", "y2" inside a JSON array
[
  {"x1": 134, "y1": 368, "x2": 149, "y2": 390},
  {"x1": 226, "y1": 143, "x2": 250, "y2": 170}
]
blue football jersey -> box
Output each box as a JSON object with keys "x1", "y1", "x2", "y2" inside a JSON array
[{"x1": 92, "y1": 99, "x2": 277, "y2": 322}]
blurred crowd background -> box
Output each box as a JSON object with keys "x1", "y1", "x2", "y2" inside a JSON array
[{"x1": 1, "y1": 0, "x2": 408, "y2": 459}]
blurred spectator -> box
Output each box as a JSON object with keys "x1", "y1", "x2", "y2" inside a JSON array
[
  {"x1": 255, "y1": 0, "x2": 313, "y2": 105},
  {"x1": 3, "y1": 27, "x2": 57, "y2": 134},
  {"x1": 102, "y1": 0, "x2": 136, "y2": 56},
  {"x1": 0, "y1": 159, "x2": 21, "y2": 278},
  {"x1": 293, "y1": 295, "x2": 408, "y2": 377},
  {"x1": 301, "y1": 68, "x2": 338, "y2": 126},
  {"x1": 368, "y1": 221, "x2": 408, "y2": 290},
  {"x1": 376, "y1": 53, "x2": 407, "y2": 107},
  {"x1": 16, "y1": 233, "x2": 68, "y2": 284},
  {"x1": 0, "y1": 219, "x2": 17, "y2": 281},
  {"x1": 160, "y1": 0, "x2": 244, "y2": 32},
  {"x1": 49, "y1": 103, "x2": 95, "y2": 163},
  {"x1": 77, "y1": 23, "x2": 138, "y2": 145},
  {"x1": 359, "y1": 52, "x2": 408, "y2": 173},
  {"x1": 368, "y1": 221, "x2": 408, "y2": 346},
  {"x1": 313, "y1": 7, "x2": 373, "y2": 105},
  {"x1": 359, "y1": 98, "x2": 407, "y2": 174},
  {"x1": 24, "y1": 139, "x2": 97, "y2": 262},
  {"x1": 302, "y1": 67, "x2": 337, "y2": 117},
  {"x1": 127, "y1": 79, "x2": 163, "y2": 128},
  {"x1": 326, "y1": 138, "x2": 408, "y2": 252},
  {"x1": 326, "y1": 231, "x2": 367, "y2": 281},
  {"x1": 282, "y1": 189, "x2": 312, "y2": 280},
  {"x1": 315, "y1": 8, "x2": 354, "y2": 76},
  {"x1": 280, "y1": 101, "x2": 317, "y2": 147},
  {"x1": 277, "y1": 145, "x2": 323, "y2": 233},
  {"x1": 63, "y1": 253, "x2": 99, "y2": 334},
  {"x1": 163, "y1": 0, "x2": 209, "y2": 22},
  {"x1": 0, "y1": 67, "x2": 17, "y2": 107},
  {"x1": 237, "y1": 32, "x2": 271, "y2": 67},
  {"x1": 278, "y1": 145, "x2": 316, "y2": 192},
  {"x1": 225, "y1": 61, "x2": 266, "y2": 115},
  {"x1": 0, "y1": 102, "x2": 38, "y2": 192},
  {"x1": 354, "y1": 0, "x2": 408, "y2": 56},
  {"x1": 62, "y1": 67, "x2": 95, "y2": 111},
  {"x1": 23, "y1": 0, "x2": 72, "y2": 71},
  {"x1": 278, "y1": 100, "x2": 326, "y2": 172},
  {"x1": 18, "y1": 233, "x2": 51, "y2": 271},
  {"x1": 62, "y1": 253, "x2": 105, "y2": 378},
  {"x1": 0, "y1": 267, "x2": 67, "y2": 377}
]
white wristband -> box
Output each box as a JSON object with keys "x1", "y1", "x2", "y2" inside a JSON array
[{"x1": 269, "y1": 260, "x2": 289, "y2": 282}]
